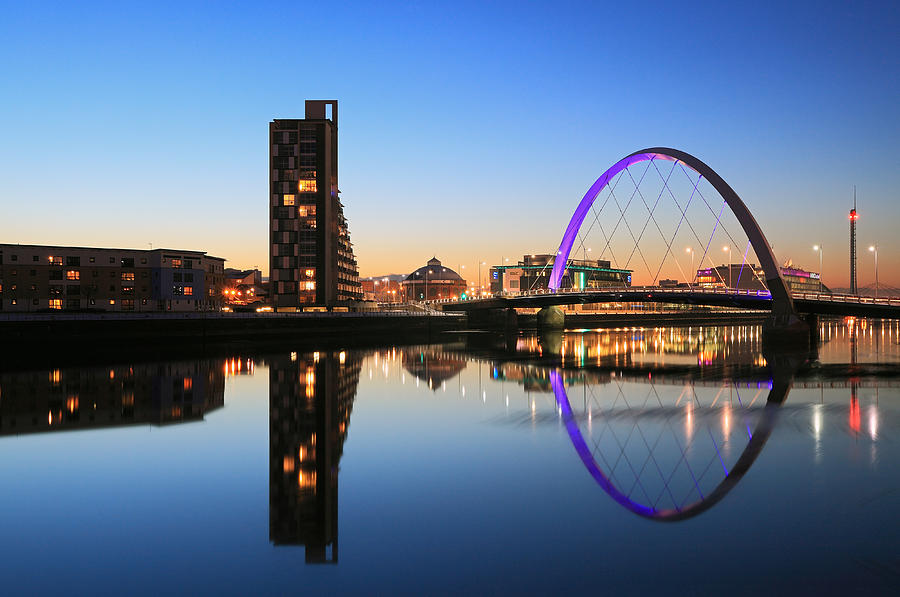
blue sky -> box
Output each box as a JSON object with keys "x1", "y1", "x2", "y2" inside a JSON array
[{"x1": 1, "y1": 0, "x2": 898, "y2": 286}]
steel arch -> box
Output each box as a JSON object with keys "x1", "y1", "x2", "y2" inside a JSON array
[{"x1": 549, "y1": 148, "x2": 795, "y2": 320}]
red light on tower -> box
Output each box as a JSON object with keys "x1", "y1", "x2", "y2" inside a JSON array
[{"x1": 849, "y1": 209, "x2": 858, "y2": 221}]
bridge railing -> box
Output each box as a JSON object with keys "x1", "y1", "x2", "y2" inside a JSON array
[{"x1": 426, "y1": 286, "x2": 900, "y2": 307}]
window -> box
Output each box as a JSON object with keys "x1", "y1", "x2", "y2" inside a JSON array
[
  {"x1": 109, "y1": 257, "x2": 115, "y2": 264},
  {"x1": 10, "y1": 255, "x2": 17, "y2": 262},
  {"x1": 67, "y1": 298, "x2": 80, "y2": 309},
  {"x1": 140, "y1": 257, "x2": 147, "y2": 264},
  {"x1": 49, "y1": 299, "x2": 62, "y2": 309},
  {"x1": 183, "y1": 286, "x2": 193, "y2": 296},
  {"x1": 67, "y1": 256, "x2": 80, "y2": 266},
  {"x1": 284, "y1": 194, "x2": 295, "y2": 206},
  {"x1": 10, "y1": 299, "x2": 17, "y2": 305},
  {"x1": 304, "y1": 281, "x2": 316, "y2": 290},
  {"x1": 121, "y1": 299, "x2": 134, "y2": 311},
  {"x1": 173, "y1": 286, "x2": 183, "y2": 296},
  {"x1": 141, "y1": 272, "x2": 147, "y2": 278},
  {"x1": 122, "y1": 286, "x2": 134, "y2": 295},
  {"x1": 185, "y1": 273, "x2": 193, "y2": 282},
  {"x1": 109, "y1": 299, "x2": 116, "y2": 305},
  {"x1": 121, "y1": 272, "x2": 135, "y2": 281},
  {"x1": 66, "y1": 286, "x2": 80, "y2": 295},
  {"x1": 121, "y1": 258, "x2": 134, "y2": 267},
  {"x1": 92, "y1": 271, "x2": 99, "y2": 277},
  {"x1": 29, "y1": 269, "x2": 36, "y2": 276},
  {"x1": 141, "y1": 298, "x2": 148, "y2": 305},
  {"x1": 298, "y1": 179, "x2": 317, "y2": 193},
  {"x1": 66, "y1": 270, "x2": 80, "y2": 280},
  {"x1": 89, "y1": 257, "x2": 96, "y2": 263},
  {"x1": 171, "y1": 259, "x2": 183, "y2": 269},
  {"x1": 109, "y1": 285, "x2": 115, "y2": 292},
  {"x1": 48, "y1": 256, "x2": 62, "y2": 265},
  {"x1": 32, "y1": 255, "x2": 39, "y2": 262}
]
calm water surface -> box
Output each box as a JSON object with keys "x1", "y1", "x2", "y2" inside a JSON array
[{"x1": 1, "y1": 319, "x2": 898, "y2": 595}]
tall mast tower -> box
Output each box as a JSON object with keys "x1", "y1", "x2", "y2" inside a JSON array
[{"x1": 849, "y1": 187, "x2": 858, "y2": 294}]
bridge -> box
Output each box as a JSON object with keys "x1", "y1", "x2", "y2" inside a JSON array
[
  {"x1": 438, "y1": 286, "x2": 900, "y2": 319},
  {"x1": 436, "y1": 147, "x2": 899, "y2": 324}
]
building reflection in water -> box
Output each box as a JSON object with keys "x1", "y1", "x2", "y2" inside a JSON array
[
  {"x1": 268, "y1": 350, "x2": 362, "y2": 563},
  {"x1": 0, "y1": 360, "x2": 225, "y2": 435},
  {"x1": 402, "y1": 348, "x2": 467, "y2": 391}
]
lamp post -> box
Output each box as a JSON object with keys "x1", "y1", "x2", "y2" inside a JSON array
[
  {"x1": 869, "y1": 245, "x2": 878, "y2": 298},
  {"x1": 722, "y1": 245, "x2": 732, "y2": 288},
  {"x1": 478, "y1": 261, "x2": 485, "y2": 298},
  {"x1": 685, "y1": 247, "x2": 694, "y2": 286},
  {"x1": 813, "y1": 245, "x2": 823, "y2": 291}
]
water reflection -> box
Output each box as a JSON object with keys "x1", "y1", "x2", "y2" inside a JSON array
[
  {"x1": 0, "y1": 361, "x2": 225, "y2": 434},
  {"x1": 268, "y1": 350, "x2": 362, "y2": 562},
  {"x1": 0, "y1": 320, "x2": 895, "y2": 585}
]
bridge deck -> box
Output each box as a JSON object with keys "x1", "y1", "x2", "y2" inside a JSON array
[{"x1": 436, "y1": 287, "x2": 900, "y2": 319}]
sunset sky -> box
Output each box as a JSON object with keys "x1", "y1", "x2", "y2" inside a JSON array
[{"x1": 1, "y1": 1, "x2": 898, "y2": 289}]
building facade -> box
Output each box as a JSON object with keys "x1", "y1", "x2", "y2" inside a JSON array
[
  {"x1": 0, "y1": 244, "x2": 225, "y2": 312},
  {"x1": 490, "y1": 254, "x2": 632, "y2": 294},
  {"x1": 401, "y1": 258, "x2": 467, "y2": 301},
  {"x1": 695, "y1": 263, "x2": 827, "y2": 293},
  {"x1": 269, "y1": 100, "x2": 362, "y2": 311}
]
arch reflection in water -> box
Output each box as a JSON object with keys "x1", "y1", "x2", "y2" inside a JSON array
[
  {"x1": 268, "y1": 350, "x2": 362, "y2": 563},
  {"x1": 549, "y1": 364, "x2": 793, "y2": 521}
]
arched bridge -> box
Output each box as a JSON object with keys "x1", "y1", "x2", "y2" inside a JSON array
[{"x1": 439, "y1": 148, "x2": 900, "y2": 321}]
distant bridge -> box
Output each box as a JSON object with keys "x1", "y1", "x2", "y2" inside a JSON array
[{"x1": 438, "y1": 287, "x2": 900, "y2": 319}]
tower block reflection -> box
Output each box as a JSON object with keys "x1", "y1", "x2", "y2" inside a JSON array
[{"x1": 269, "y1": 350, "x2": 362, "y2": 562}]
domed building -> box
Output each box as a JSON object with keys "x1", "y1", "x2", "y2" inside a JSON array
[{"x1": 402, "y1": 257, "x2": 468, "y2": 301}]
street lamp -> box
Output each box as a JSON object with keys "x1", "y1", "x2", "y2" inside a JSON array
[
  {"x1": 869, "y1": 245, "x2": 878, "y2": 298},
  {"x1": 685, "y1": 247, "x2": 694, "y2": 286},
  {"x1": 813, "y1": 245, "x2": 823, "y2": 291},
  {"x1": 722, "y1": 245, "x2": 732, "y2": 288},
  {"x1": 478, "y1": 261, "x2": 486, "y2": 297}
]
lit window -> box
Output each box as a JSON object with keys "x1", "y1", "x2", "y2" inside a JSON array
[
  {"x1": 49, "y1": 299, "x2": 62, "y2": 309},
  {"x1": 304, "y1": 281, "x2": 316, "y2": 291},
  {"x1": 297, "y1": 179, "x2": 317, "y2": 193},
  {"x1": 121, "y1": 272, "x2": 135, "y2": 281},
  {"x1": 48, "y1": 256, "x2": 63, "y2": 266},
  {"x1": 297, "y1": 205, "x2": 307, "y2": 217},
  {"x1": 184, "y1": 286, "x2": 193, "y2": 296},
  {"x1": 109, "y1": 299, "x2": 116, "y2": 305},
  {"x1": 66, "y1": 270, "x2": 80, "y2": 280},
  {"x1": 304, "y1": 269, "x2": 315, "y2": 278},
  {"x1": 171, "y1": 259, "x2": 183, "y2": 269},
  {"x1": 283, "y1": 194, "x2": 295, "y2": 206}
]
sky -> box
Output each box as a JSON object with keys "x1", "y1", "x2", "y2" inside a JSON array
[{"x1": 1, "y1": 0, "x2": 898, "y2": 288}]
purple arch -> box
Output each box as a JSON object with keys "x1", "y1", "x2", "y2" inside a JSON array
[{"x1": 548, "y1": 148, "x2": 796, "y2": 320}]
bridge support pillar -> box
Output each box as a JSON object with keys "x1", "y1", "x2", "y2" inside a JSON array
[{"x1": 537, "y1": 306, "x2": 565, "y2": 332}]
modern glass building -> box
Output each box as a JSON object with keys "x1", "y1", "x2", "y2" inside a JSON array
[{"x1": 490, "y1": 254, "x2": 632, "y2": 294}]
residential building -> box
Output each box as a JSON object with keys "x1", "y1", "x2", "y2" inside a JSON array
[
  {"x1": 0, "y1": 244, "x2": 225, "y2": 312},
  {"x1": 269, "y1": 100, "x2": 362, "y2": 311}
]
